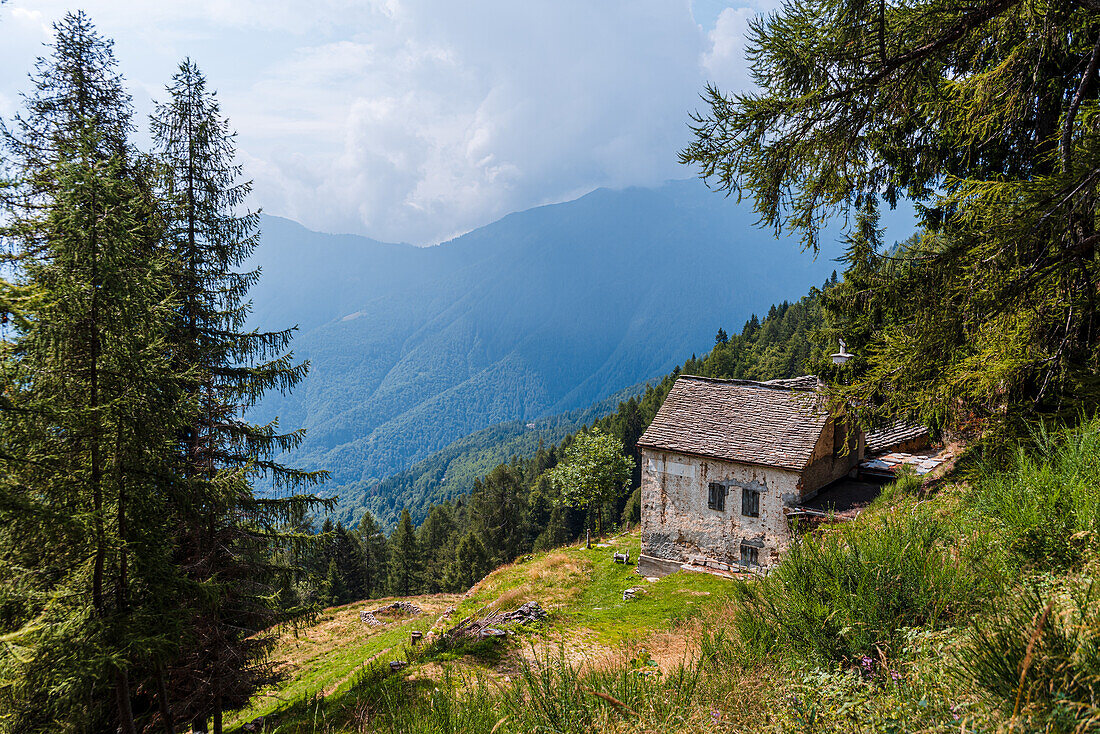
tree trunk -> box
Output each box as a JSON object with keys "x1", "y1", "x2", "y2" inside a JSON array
[
  {"x1": 156, "y1": 664, "x2": 175, "y2": 734},
  {"x1": 114, "y1": 669, "x2": 138, "y2": 734}
]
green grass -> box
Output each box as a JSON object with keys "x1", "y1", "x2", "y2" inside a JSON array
[
  {"x1": 232, "y1": 420, "x2": 1100, "y2": 733},
  {"x1": 228, "y1": 598, "x2": 456, "y2": 727},
  {"x1": 734, "y1": 502, "x2": 1004, "y2": 664},
  {"x1": 570, "y1": 535, "x2": 736, "y2": 643},
  {"x1": 451, "y1": 532, "x2": 737, "y2": 645},
  {"x1": 229, "y1": 531, "x2": 738, "y2": 732}
]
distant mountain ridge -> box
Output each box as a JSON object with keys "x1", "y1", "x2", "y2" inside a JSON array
[{"x1": 247, "y1": 179, "x2": 910, "y2": 522}]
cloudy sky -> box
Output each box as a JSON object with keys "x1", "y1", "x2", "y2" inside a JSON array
[{"x1": 0, "y1": 1, "x2": 774, "y2": 244}]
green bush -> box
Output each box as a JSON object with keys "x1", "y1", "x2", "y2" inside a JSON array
[{"x1": 734, "y1": 509, "x2": 1000, "y2": 664}]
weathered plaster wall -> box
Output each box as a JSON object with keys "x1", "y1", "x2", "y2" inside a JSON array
[
  {"x1": 640, "y1": 449, "x2": 799, "y2": 568},
  {"x1": 801, "y1": 417, "x2": 864, "y2": 500}
]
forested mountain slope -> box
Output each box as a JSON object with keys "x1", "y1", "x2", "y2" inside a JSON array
[
  {"x1": 247, "y1": 180, "x2": 910, "y2": 519},
  {"x1": 361, "y1": 381, "x2": 649, "y2": 527}
]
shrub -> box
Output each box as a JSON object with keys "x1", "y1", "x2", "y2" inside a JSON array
[{"x1": 734, "y1": 509, "x2": 1000, "y2": 664}]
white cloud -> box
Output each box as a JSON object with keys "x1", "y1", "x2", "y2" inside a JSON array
[
  {"x1": 0, "y1": 0, "x2": 770, "y2": 244},
  {"x1": 701, "y1": 1, "x2": 783, "y2": 90},
  {"x1": 9, "y1": 6, "x2": 51, "y2": 35}
]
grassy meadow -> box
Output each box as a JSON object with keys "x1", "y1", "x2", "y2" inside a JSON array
[{"x1": 229, "y1": 420, "x2": 1100, "y2": 733}]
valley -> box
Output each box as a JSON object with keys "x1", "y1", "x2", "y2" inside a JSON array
[{"x1": 247, "y1": 180, "x2": 913, "y2": 526}]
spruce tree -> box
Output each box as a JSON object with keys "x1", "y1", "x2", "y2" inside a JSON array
[
  {"x1": 0, "y1": 12, "x2": 183, "y2": 732},
  {"x1": 444, "y1": 532, "x2": 490, "y2": 592},
  {"x1": 355, "y1": 513, "x2": 389, "y2": 598},
  {"x1": 149, "y1": 58, "x2": 325, "y2": 731},
  {"x1": 417, "y1": 504, "x2": 456, "y2": 593},
  {"x1": 322, "y1": 558, "x2": 344, "y2": 608},
  {"x1": 468, "y1": 463, "x2": 530, "y2": 565},
  {"x1": 333, "y1": 522, "x2": 367, "y2": 602},
  {"x1": 387, "y1": 509, "x2": 422, "y2": 597}
]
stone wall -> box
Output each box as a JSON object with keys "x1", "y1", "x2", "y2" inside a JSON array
[
  {"x1": 640, "y1": 450, "x2": 800, "y2": 569},
  {"x1": 800, "y1": 416, "x2": 864, "y2": 500}
]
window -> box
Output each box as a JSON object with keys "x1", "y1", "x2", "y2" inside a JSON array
[
  {"x1": 707, "y1": 482, "x2": 726, "y2": 511},
  {"x1": 740, "y1": 544, "x2": 759, "y2": 567},
  {"x1": 741, "y1": 487, "x2": 760, "y2": 517}
]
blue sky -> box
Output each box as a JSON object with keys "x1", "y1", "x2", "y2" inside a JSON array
[{"x1": 0, "y1": 1, "x2": 778, "y2": 244}]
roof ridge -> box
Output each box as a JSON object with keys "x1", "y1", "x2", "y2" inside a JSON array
[
  {"x1": 676, "y1": 374, "x2": 819, "y2": 392},
  {"x1": 638, "y1": 373, "x2": 829, "y2": 471}
]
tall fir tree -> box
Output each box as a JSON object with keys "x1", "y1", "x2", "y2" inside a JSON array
[
  {"x1": 387, "y1": 509, "x2": 423, "y2": 597},
  {"x1": 444, "y1": 531, "x2": 490, "y2": 592},
  {"x1": 148, "y1": 58, "x2": 325, "y2": 731},
  {"x1": 417, "y1": 504, "x2": 457, "y2": 593},
  {"x1": 332, "y1": 522, "x2": 367, "y2": 602},
  {"x1": 0, "y1": 12, "x2": 183, "y2": 732},
  {"x1": 354, "y1": 513, "x2": 389, "y2": 598},
  {"x1": 468, "y1": 463, "x2": 530, "y2": 566}
]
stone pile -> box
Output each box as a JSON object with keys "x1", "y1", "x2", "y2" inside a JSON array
[
  {"x1": 443, "y1": 601, "x2": 547, "y2": 640},
  {"x1": 360, "y1": 600, "x2": 423, "y2": 626},
  {"x1": 494, "y1": 600, "x2": 547, "y2": 624},
  {"x1": 622, "y1": 587, "x2": 647, "y2": 601}
]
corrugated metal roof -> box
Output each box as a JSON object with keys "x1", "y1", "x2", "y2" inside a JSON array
[{"x1": 636, "y1": 375, "x2": 829, "y2": 471}]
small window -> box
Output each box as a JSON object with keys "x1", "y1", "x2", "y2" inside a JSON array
[
  {"x1": 707, "y1": 482, "x2": 726, "y2": 511},
  {"x1": 741, "y1": 488, "x2": 760, "y2": 517},
  {"x1": 740, "y1": 545, "x2": 759, "y2": 567}
]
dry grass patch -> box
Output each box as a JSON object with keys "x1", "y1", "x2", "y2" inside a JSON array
[{"x1": 468, "y1": 548, "x2": 592, "y2": 613}]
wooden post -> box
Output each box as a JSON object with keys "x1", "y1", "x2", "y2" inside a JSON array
[{"x1": 586, "y1": 529, "x2": 591, "y2": 549}]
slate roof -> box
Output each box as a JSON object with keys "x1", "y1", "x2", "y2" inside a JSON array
[
  {"x1": 865, "y1": 423, "x2": 929, "y2": 454},
  {"x1": 636, "y1": 375, "x2": 830, "y2": 472}
]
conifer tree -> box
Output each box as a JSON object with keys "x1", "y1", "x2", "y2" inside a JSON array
[
  {"x1": 444, "y1": 531, "x2": 490, "y2": 591},
  {"x1": 355, "y1": 513, "x2": 389, "y2": 598},
  {"x1": 532, "y1": 505, "x2": 572, "y2": 551},
  {"x1": 468, "y1": 463, "x2": 530, "y2": 565},
  {"x1": 387, "y1": 509, "x2": 423, "y2": 597},
  {"x1": 149, "y1": 58, "x2": 325, "y2": 731},
  {"x1": 0, "y1": 12, "x2": 182, "y2": 732},
  {"x1": 332, "y1": 522, "x2": 366, "y2": 602},
  {"x1": 417, "y1": 504, "x2": 457, "y2": 593},
  {"x1": 681, "y1": 0, "x2": 1100, "y2": 438},
  {"x1": 321, "y1": 558, "x2": 344, "y2": 608}
]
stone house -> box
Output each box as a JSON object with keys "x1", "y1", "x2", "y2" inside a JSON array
[{"x1": 635, "y1": 375, "x2": 863, "y2": 576}]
